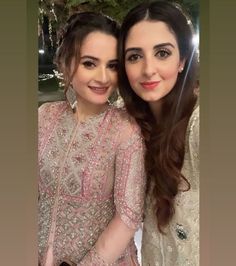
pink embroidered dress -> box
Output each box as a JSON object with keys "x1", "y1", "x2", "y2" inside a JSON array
[{"x1": 38, "y1": 101, "x2": 146, "y2": 266}]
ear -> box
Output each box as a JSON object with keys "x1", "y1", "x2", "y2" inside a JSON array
[{"x1": 178, "y1": 59, "x2": 186, "y2": 73}]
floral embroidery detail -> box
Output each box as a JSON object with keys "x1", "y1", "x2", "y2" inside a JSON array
[{"x1": 38, "y1": 102, "x2": 146, "y2": 266}]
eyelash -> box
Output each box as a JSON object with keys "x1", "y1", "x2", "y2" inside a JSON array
[
  {"x1": 126, "y1": 54, "x2": 142, "y2": 63},
  {"x1": 82, "y1": 61, "x2": 96, "y2": 69},
  {"x1": 81, "y1": 61, "x2": 118, "y2": 71},
  {"x1": 155, "y1": 49, "x2": 172, "y2": 59},
  {"x1": 108, "y1": 62, "x2": 118, "y2": 71},
  {"x1": 126, "y1": 49, "x2": 172, "y2": 63}
]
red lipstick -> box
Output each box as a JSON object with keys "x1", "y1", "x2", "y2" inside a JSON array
[{"x1": 140, "y1": 81, "x2": 160, "y2": 90}]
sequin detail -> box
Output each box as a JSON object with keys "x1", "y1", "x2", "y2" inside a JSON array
[
  {"x1": 79, "y1": 244, "x2": 139, "y2": 265},
  {"x1": 38, "y1": 102, "x2": 146, "y2": 266}
]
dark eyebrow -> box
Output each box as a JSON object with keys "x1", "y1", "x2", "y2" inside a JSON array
[
  {"x1": 154, "y1": 43, "x2": 175, "y2": 49},
  {"x1": 125, "y1": 42, "x2": 175, "y2": 55},
  {"x1": 125, "y1": 48, "x2": 142, "y2": 55},
  {"x1": 108, "y1": 59, "x2": 118, "y2": 64},
  {"x1": 80, "y1": 55, "x2": 99, "y2": 61},
  {"x1": 80, "y1": 56, "x2": 118, "y2": 63}
]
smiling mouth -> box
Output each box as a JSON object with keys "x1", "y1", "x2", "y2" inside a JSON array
[
  {"x1": 140, "y1": 81, "x2": 160, "y2": 90},
  {"x1": 88, "y1": 86, "x2": 109, "y2": 95}
]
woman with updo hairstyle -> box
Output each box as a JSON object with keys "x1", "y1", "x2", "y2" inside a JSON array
[
  {"x1": 38, "y1": 11, "x2": 146, "y2": 266},
  {"x1": 118, "y1": 1, "x2": 199, "y2": 265}
]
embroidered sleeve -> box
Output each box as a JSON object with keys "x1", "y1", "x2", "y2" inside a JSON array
[
  {"x1": 77, "y1": 213, "x2": 138, "y2": 265},
  {"x1": 189, "y1": 105, "x2": 199, "y2": 159},
  {"x1": 38, "y1": 101, "x2": 66, "y2": 157},
  {"x1": 78, "y1": 119, "x2": 146, "y2": 265},
  {"x1": 38, "y1": 102, "x2": 51, "y2": 153},
  {"x1": 38, "y1": 102, "x2": 58, "y2": 155},
  {"x1": 114, "y1": 122, "x2": 146, "y2": 230}
]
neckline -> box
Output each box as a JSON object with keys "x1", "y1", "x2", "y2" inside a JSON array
[{"x1": 69, "y1": 103, "x2": 113, "y2": 125}]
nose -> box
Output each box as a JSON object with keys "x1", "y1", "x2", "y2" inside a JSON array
[
  {"x1": 95, "y1": 66, "x2": 110, "y2": 84},
  {"x1": 142, "y1": 56, "x2": 157, "y2": 78}
]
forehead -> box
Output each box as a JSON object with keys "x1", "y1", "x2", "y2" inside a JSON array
[
  {"x1": 80, "y1": 31, "x2": 117, "y2": 57},
  {"x1": 125, "y1": 20, "x2": 178, "y2": 48}
]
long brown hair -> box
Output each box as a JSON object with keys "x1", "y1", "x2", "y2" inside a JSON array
[{"x1": 118, "y1": 1, "x2": 198, "y2": 233}]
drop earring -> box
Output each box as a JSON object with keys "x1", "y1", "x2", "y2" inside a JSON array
[
  {"x1": 108, "y1": 89, "x2": 124, "y2": 108},
  {"x1": 108, "y1": 89, "x2": 119, "y2": 105},
  {"x1": 66, "y1": 85, "x2": 77, "y2": 111}
]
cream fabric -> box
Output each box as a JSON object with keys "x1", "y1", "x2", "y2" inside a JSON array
[{"x1": 142, "y1": 106, "x2": 199, "y2": 266}]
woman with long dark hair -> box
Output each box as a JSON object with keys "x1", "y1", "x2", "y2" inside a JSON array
[{"x1": 118, "y1": 1, "x2": 199, "y2": 265}]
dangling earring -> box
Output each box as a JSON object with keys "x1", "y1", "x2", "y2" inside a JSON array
[
  {"x1": 108, "y1": 89, "x2": 119, "y2": 105},
  {"x1": 66, "y1": 85, "x2": 77, "y2": 111},
  {"x1": 108, "y1": 89, "x2": 124, "y2": 108}
]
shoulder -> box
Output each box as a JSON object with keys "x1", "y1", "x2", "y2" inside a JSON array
[
  {"x1": 183, "y1": 105, "x2": 199, "y2": 187},
  {"x1": 189, "y1": 105, "x2": 199, "y2": 130},
  {"x1": 38, "y1": 101, "x2": 68, "y2": 130},
  {"x1": 38, "y1": 101, "x2": 67, "y2": 116},
  {"x1": 38, "y1": 101, "x2": 68, "y2": 146},
  {"x1": 38, "y1": 101, "x2": 68, "y2": 122},
  {"x1": 187, "y1": 105, "x2": 199, "y2": 147}
]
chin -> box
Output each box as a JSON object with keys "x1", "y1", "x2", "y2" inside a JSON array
[
  {"x1": 140, "y1": 95, "x2": 159, "y2": 102},
  {"x1": 91, "y1": 98, "x2": 108, "y2": 105}
]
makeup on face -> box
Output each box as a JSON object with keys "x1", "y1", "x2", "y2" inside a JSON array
[
  {"x1": 124, "y1": 20, "x2": 184, "y2": 103},
  {"x1": 71, "y1": 31, "x2": 118, "y2": 106}
]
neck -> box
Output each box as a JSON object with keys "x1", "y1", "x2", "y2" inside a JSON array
[
  {"x1": 149, "y1": 100, "x2": 163, "y2": 121},
  {"x1": 75, "y1": 98, "x2": 108, "y2": 122}
]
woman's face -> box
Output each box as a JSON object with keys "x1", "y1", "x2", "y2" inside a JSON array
[
  {"x1": 125, "y1": 20, "x2": 184, "y2": 103},
  {"x1": 71, "y1": 31, "x2": 118, "y2": 106}
]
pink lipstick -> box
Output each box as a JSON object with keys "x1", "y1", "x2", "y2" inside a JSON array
[
  {"x1": 140, "y1": 81, "x2": 160, "y2": 90},
  {"x1": 89, "y1": 86, "x2": 109, "y2": 95}
]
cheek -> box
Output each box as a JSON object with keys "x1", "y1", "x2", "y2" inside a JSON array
[
  {"x1": 111, "y1": 72, "x2": 118, "y2": 85},
  {"x1": 161, "y1": 64, "x2": 179, "y2": 80},
  {"x1": 72, "y1": 68, "x2": 89, "y2": 85},
  {"x1": 125, "y1": 65, "x2": 139, "y2": 86},
  {"x1": 72, "y1": 75, "x2": 82, "y2": 86}
]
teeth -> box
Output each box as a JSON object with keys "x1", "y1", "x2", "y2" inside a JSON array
[
  {"x1": 89, "y1": 86, "x2": 107, "y2": 90},
  {"x1": 88, "y1": 86, "x2": 108, "y2": 94}
]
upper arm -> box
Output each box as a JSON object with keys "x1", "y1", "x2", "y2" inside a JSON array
[
  {"x1": 114, "y1": 122, "x2": 146, "y2": 230},
  {"x1": 189, "y1": 106, "x2": 199, "y2": 159},
  {"x1": 38, "y1": 102, "x2": 64, "y2": 156}
]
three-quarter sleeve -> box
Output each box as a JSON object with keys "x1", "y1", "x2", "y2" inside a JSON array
[
  {"x1": 187, "y1": 105, "x2": 199, "y2": 188},
  {"x1": 38, "y1": 102, "x2": 55, "y2": 150},
  {"x1": 38, "y1": 101, "x2": 66, "y2": 156},
  {"x1": 114, "y1": 123, "x2": 146, "y2": 230},
  {"x1": 77, "y1": 112, "x2": 146, "y2": 265},
  {"x1": 190, "y1": 106, "x2": 199, "y2": 157}
]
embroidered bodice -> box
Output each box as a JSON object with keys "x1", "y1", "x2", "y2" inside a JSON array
[{"x1": 38, "y1": 101, "x2": 146, "y2": 265}]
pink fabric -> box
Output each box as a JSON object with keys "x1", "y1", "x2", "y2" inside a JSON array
[{"x1": 38, "y1": 101, "x2": 146, "y2": 266}]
